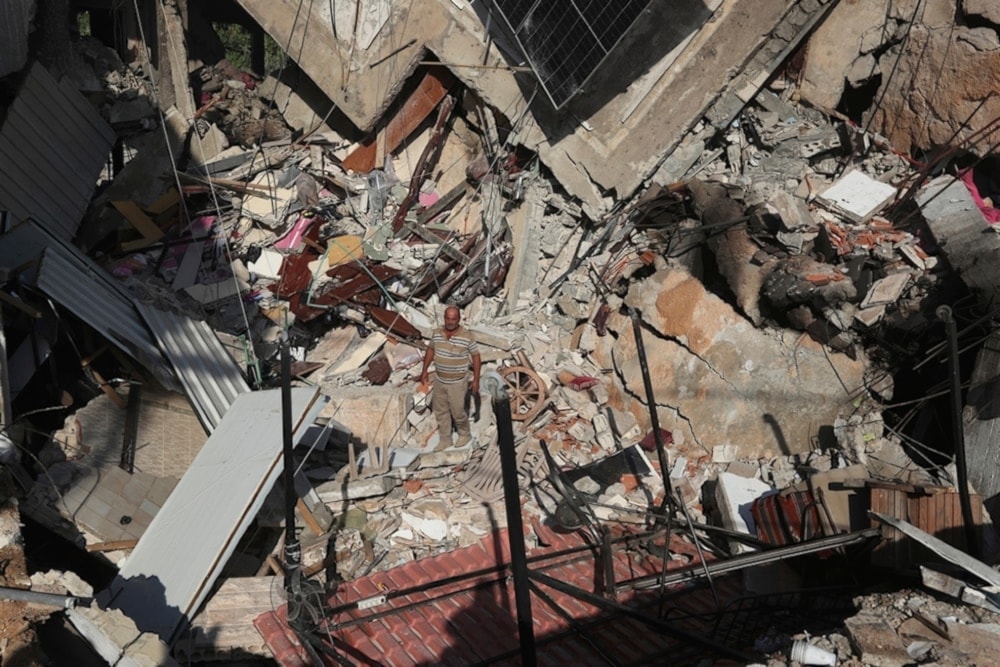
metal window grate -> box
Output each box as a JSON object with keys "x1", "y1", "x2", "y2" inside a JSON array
[{"x1": 493, "y1": 0, "x2": 652, "y2": 108}]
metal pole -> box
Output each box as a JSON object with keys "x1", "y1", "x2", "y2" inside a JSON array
[
  {"x1": 120, "y1": 382, "x2": 141, "y2": 473},
  {"x1": 937, "y1": 306, "x2": 980, "y2": 557},
  {"x1": 486, "y1": 373, "x2": 537, "y2": 665},
  {"x1": 0, "y1": 586, "x2": 88, "y2": 608},
  {"x1": 629, "y1": 309, "x2": 674, "y2": 497},
  {"x1": 281, "y1": 340, "x2": 303, "y2": 606}
]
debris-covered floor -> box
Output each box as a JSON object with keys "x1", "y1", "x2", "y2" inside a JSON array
[{"x1": 3, "y1": 0, "x2": 1000, "y2": 665}]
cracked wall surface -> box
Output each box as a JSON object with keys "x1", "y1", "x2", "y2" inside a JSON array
[{"x1": 592, "y1": 268, "x2": 867, "y2": 458}]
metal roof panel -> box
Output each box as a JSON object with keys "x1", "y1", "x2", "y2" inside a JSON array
[
  {"x1": 137, "y1": 303, "x2": 251, "y2": 432},
  {"x1": 0, "y1": 62, "x2": 115, "y2": 239}
]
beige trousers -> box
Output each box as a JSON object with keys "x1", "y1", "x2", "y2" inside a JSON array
[{"x1": 432, "y1": 378, "x2": 470, "y2": 444}]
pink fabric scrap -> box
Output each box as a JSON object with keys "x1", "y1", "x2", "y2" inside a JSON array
[
  {"x1": 275, "y1": 214, "x2": 316, "y2": 250},
  {"x1": 959, "y1": 169, "x2": 1000, "y2": 224}
]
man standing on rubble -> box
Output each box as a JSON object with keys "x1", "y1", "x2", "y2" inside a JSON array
[{"x1": 420, "y1": 305, "x2": 481, "y2": 450}]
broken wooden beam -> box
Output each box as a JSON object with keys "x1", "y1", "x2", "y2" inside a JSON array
[
  {"x1": 342, "y1": 69, "x2": 456, "y2": 174},
  {"x1": 391, "y1": 95, "x2": 456, "y2": 233}
]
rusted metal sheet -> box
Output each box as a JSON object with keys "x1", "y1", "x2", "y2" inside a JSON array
[
  {"x1": 341, "y1": 69, "x2": 456, "y2": 174},
  {"x1": 869, "y1": 483, "x2": 982, "y2": 572},
  {"x1": 391, "y1": 95, "x2": 455, "y2": 232},
  {"x1": 368, "y1": 305, "x2": 421, "y2": 340},
  {"x1": 313, "y1": 264, "x2": 400, "y2": 306}
]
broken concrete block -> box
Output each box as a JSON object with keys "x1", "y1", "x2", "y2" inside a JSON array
[
  {"x1": 573, "y1": 476, "x2": 601, "y2": 495},
  {"x1": 844, "y1": 612, "x2": 910, "y2": 667},
  {"x1": 416, "y1": 448, "x2": 470, "y2": 468},
  {"x1": 816, "y1": 170, "x2": 897, "y2": 224},
  {"x1": 67, "y1": 606, "x2": 178, "y2": 667},
  {"x1": 861, "y1": 272, "x2": 910, "y2": 308},
  {"x1": 568, "y1": 421, "x2": 595, "y2": 444},
  {"x1": 766, "y1": 190, "x2": 814, "y2": 232},
  {"x1": 714, "y1": 472, "x2": 773, "y2": 554},
  {"x1": 315, "y1": 476, "x2": 395, "y2": 503},
  {"x1": 712, "y1": 444, "x2": 739, "y2": 464},
  {"x1": 190, "y1": 123, "x2": 229, "y2": 166},
  {"x1": 401, "y1": 512, "x2": 448, "y2": 541}
]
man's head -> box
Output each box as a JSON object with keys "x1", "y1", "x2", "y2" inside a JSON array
[{"x1": 444, "y1": 305, "x2": 461, "y2": 332}]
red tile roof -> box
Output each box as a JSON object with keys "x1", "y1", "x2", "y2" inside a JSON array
[{"x1": 255, "y1": 524, "x2": 747, "y2": 665}]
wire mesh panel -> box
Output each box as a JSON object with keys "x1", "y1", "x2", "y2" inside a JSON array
[{"x1": 493, "y1": 0, "x2": 652, "y2": 108}]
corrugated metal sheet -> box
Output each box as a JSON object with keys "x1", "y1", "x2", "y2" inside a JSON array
[
  {"x1": 35, "y1": 243, "x2": 179, "y2": 391},
  {"x1": 104, "y1": 387, "x2": 325, "y2": 644},
  {"x1": 0, "y1": 0, "x2": 32, "y2": 78},
  {"x1": 137, "y1": 303, "x2": 251, "y2": 432},
  {"x1": 0, "y1": 62, "x2": 115, "y2": 239},
  {"x1": 0, "y1": 220, "x2": 53, "y2": 285}
]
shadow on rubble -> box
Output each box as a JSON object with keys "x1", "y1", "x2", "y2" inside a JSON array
[{"x1": 475, "y1": 0, "x2": 715, "y2": 139}]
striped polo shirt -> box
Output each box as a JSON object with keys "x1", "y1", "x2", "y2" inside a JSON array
[{"x1": 431, "y1": 326, "x2": 479, "y2": 384}]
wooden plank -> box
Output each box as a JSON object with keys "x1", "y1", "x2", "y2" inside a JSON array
[
  {"x1": 112, "y1": 200, "x2": 164, "y2": 241},
  {"x1": 146, "y1": 188, "x2": 181, "y2": 215},
  {"x1": 86, "y1": 539, "x2": 139, "y2": 552},
  {"x1": 296, "y1": 499, "x2": 324, "y2": 537},
  {"x1": 870, "y1": 487, "x2": 889, "y2": 568},
  {"x1": 0, "y1": 291, "x2": 42, "y2": 318},
  {"x1": 341, "y1": 68, "x2": 455, "y2": 174},
  {"x1": 871, "y1": 512, "x2": 1000, "y2": 587}
]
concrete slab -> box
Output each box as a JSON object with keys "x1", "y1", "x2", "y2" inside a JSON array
[
  {"x1": 917, "y1": 175, "x2": 1000, "y2": 305},
  {"x1": 844, "y1": 612, "x2": 910, "y2": 667},
  {"x1": 237, "y1": 0, "x2": 816, "y2": 214},
  {"x1": 816, "y1": 170, "x2": 898, "y2": 223},
  {"x1": 715, "y1": 472, "x2": 774, "y2": 554}
]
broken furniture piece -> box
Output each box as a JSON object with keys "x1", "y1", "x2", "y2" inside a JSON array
[{"x1": 498, "y1": 349, "x2": 549, "y2": 423}]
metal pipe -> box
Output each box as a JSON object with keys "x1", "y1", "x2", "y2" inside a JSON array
[
  {"x1": 120, "y1": 382, "x2": 141, "y2": 473},
  {"x1": 485, "y1": 372, "x2": 537, "y2": 665},
  {"x1": 937, "y1": 306, "x2": 980, "y2": 557},
  {"x1": 630, "y1": 308, "x2": 719, "y2": 606},
  {"x1": 281, "y1": 340, "x2": 303, "y2": 603},
  {"x1": 0, "y1": 586, "x2": 88, "y2": 609},
  {"x1": 629, "y1": 309, "x2": 673, "y2": 497}
]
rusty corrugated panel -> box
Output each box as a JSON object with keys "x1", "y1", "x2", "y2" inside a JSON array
[
  {"x1": 312, "y1": 264, "x2": 399, "y2": 306},
  {"x1": 137, "y1": 304, "x2": 251, "y2": 432},
  {"x1": 35, "y1": 243, "x2": 180, "y2": 392},
  {"x1": 0, "y1": 62, "x2": 115, "y2": 239},
  {"x1": 368, "y1": 305, "x2": 420, "y2": 340},
  {"x1": 341, "y1": 68, "x2": 456, "y2": 174},
  {"x1": 870, "y1": 484, "x2": 982, "y2": 572},
  {"x1": 0, "y1": 0, "x2": 31, "y2": 77}
]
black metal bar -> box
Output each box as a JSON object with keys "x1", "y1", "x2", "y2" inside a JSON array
[
  {"x1": 629, "y1": 309, "x2": 674, "y2": 498},
  {"x1": 281, "y1": 341, "x2": 303, "y2": 604},
  {"x1": 528, "y1": 570, "x2": 760, "y2": 663},
  {"x1": 493, "y1": 384, "x2": 538, "y2": 665},
  {"x1": 628, "y1": 529, "x2": 882, "y2": 592},
  {"x1": 120, "y1": 382, "x2": 141, "y2": 473},
  {"x1": 936, "y1": 305, "x2": 980, "y2": 557}
]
